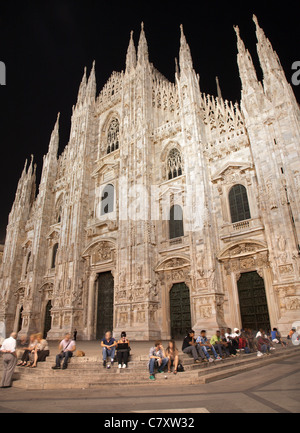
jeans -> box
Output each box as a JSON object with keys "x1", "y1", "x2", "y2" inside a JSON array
[
  {"x1": 214, "y1": 343, "x2": 229, "y2": 357},
  {"x1": 103, "y1": 346, "x2": 116, "y2": 361},
  {"x1": 200, "y1": 344, "x2": 218, "y2": 359},
  {"x1": 183, "y1": 345, "x2": 205, "y2": 360},
  {"x1": 55, "y1": 350, "x2": 73, "y2": 368},
  {"x1": 149, "y1": 357, "x2": 169, "y2": 375},
  {"x1": 260, "y1": 344, "x2": 270, "y2": 354}
]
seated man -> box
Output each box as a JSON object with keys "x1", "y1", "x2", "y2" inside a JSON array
[
  {"x1": 101, "y1": 331, "x2": 117, "y2": 368},
  {"x1": 182, "y1": 329, "x2": 205, "y2": 363},
  {"x1": 52, "y1": 333, "x2": 76, "y2": 370},
  {"x1": 271, "y1": 328, "x2": 287, "y2": 347},
  {"x1": 225, "y1": 328, "x2": 239, "y2": 354},
  {"x1": 148, "y1": 340, "x2": 169, "y2": 381},
  {"x1": 257, "y1": 334, "x2": 272, "y2": 356},
  {"x1": 196, "y1": 330, "x2": 222, "y2": 362},
  {"x1": 210, "y1": 330, "x2": 229, "y2": 358},
  {"x1": 221, "y1": 328, "x2": 237, "y2": 356}
]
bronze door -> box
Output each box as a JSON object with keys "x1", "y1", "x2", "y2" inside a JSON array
[
  {"x1": 170, "y1": 283, "x2": 191, "y2": 339},
  {"x1": 43, "y1": 300, "x2": 52, "y2": 338},
  {"x1": 237, "y1": 271, "x2": 271, "y2": 331},
  {"x1": 96, "y1": 271, "x2": 114, "y2": 340}
]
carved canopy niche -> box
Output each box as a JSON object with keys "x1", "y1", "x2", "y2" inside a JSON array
[
  {"x1": 39, "y1": 283, "x2": 54, "y2": 301},
  {"x1": 218, "y1": 240, "x2": 269, "y2": 278},
  {"x1": 155, "y1": 256, "x2": 191, "y2": 286},
  {"x1": 82, "y1": 239, "x2": 116, "y2": 266}
]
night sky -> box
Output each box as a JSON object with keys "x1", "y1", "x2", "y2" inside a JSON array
[{"x1": 0, "y1": 1, "x2": 299, "y2": 243}]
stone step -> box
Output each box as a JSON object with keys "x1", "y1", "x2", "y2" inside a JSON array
[
  {"x1": 197, "y1": 348, "x2": 299, "y2": 384},
  {"x1": 3, "y1": 346, "x2": 298, "y2": 390}
]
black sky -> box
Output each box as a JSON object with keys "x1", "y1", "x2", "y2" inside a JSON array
[{"x1": 0, "y1": 1, "x2": 299, "y2": 243}]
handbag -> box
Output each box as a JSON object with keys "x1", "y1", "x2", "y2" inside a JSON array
[{"x1": 177, "y1": 362, "x2": 184, "y2": 372}]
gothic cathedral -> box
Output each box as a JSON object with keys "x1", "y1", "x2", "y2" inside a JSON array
[{"x1": 1, "y1": 17, "x2": 300, "y2": 340}]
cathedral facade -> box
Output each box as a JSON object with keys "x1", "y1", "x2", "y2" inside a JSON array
[{"x1": 1, "y1": 17, "x2": 300, "y2": 340}]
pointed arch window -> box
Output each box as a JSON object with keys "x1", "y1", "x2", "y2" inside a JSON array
[
  {"x1": 51, "y1": 243, "x2": 59, "y2": 269},
  {"x1": 25, "y1": 251, "x2": 31, "y2": 276},
  {"x1": 169, "y1": 205, "x2": 184, "y2": 239},
  {"x1": 101, "y1": 184, "x2": 114, "y2": 215},
  {"x1": 167, "y1": 148, "x2": 183, "y2": 180},
  {"x1": 107, "y1": 118, "x2": 120, "y2": 154},
  {"x1": 229, "y1": 184, "x2": 251, "y2": 223}
]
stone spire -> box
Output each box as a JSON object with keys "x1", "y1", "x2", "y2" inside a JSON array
[
  {"x1": 76, "y1": 67, "x2": 87, "y2": 105},
  {"x1": 253, "y1": 14, "x2": 287, "y2": 98},
  {"x1": 48, "y1": 112, "x2": 60, "y2": 155},
  {"x1": 137, "y1": 22, "x2": 149, "y2": 65},
  {"x1": 85, "y1": 61, "x2": 96, "y2": 101},
  {"x1": 125, "y1": 30, "x2": 137, "y2": 72},
  {"x1": 179, "y1": 24, "x2": 193, "y2": 72},
  {"x1": 216, "y1": 76, "x2": 222, "y2": 99},
  {"x1": 234, "y1": 25, "x2": 261, "y2": 95}
]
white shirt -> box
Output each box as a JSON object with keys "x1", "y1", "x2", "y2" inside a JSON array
[
  {"x1": 256, "y1": 331, "x2": 267, "y2": 338},
  {"x1": 60, "y1": 339, "x2": 75, "y2": 352},
  {"x1": 225, "y1": 333, "x2": 234, "y2": 342},
  {"x1": 0, "y1": 336, "x2": 16, "y2": 353}
]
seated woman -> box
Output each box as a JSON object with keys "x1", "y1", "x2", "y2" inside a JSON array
[
  {"x1": 116, "y1": 331, "x2": 130, "y2": 369},
  {"x1": 166, "y1": 340, "x2": 179, "y2": 374},
  {"x1": 17, "y1": 334, "x2": 37, "y2": 366},
  {"x1": 29, "y1": 333, "x2": 50, "y2": 368},
  {"x1": 16, "y1": 335, "x2": 28, "y2": 360}
]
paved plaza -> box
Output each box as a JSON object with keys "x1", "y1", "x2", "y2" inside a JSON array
[{"x1": 0, "y1": 352, "x2": 299, "y2": 413}]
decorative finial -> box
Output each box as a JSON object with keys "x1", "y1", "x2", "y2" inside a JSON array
[
  {"x1": 252, "y1": 14, "x2": 258, "y2": 26},
  {"x1": 233, "y1": 25, "x2": 240, "y2": 38},
  {"x1": 141, "y1": 21, "x2": 144, "y2": 30}
]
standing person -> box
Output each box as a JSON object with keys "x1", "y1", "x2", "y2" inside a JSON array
[
  {"x1": 101, "y1": 331, "x2": 117, "y2": 368},
  {"x1": 0, "y1": 332, "x2": 17, "y2": 388},
  {"x1": 52, "y1": 333, "x2": 76, "y2": 370},
  {"x1": 196, "y1": 330, "x2": 222, "y2": 362},
  {"x1": 116, "y1": 331, "x2": 130, "y2": 369},
  {"x1": 182, "y1": 329, "x2": 205, "y2": 363},
  {"x1": 148, "y1": 340, "x2": 169, "y2": 381},
  {"x1": 73, "y1": 328, "x2": 77, "y2": 341},
  {"x1": 166, "y1": 340, "x2": 179, "y2": 374}
]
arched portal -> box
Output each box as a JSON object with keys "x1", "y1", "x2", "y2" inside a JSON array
[
  {"x1": 169, "y1": 282, "x2": 191, "y2": 339},
  {"x1": 96, "y1": 271, "x2": 114, "y2": 340},
  {"x1": 237, "y1": 271, "x2": 271, "y2": 331}
]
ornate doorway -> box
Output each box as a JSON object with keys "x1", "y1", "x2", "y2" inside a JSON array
[
  {"x1": 237, "y1": 271, "x2": 271, "y2": 331},
  {"x1": 96, "y1": 271, "x2": 114, "y2": 340},
  {"x1": 43, "y1": 300, "x2": 52, "y2": 338},
  {"x1": 169, "y1": 282, "x2": 191, "y2": 339}
]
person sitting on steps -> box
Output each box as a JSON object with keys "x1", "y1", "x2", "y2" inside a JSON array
[
  {"x1": 52, "y1": 333, "x2": 76, "y2": 370},
  {"x1": 166, "y1": 340, "x2": 179, "y2": 374},
  {"x1": 101, "y1": 330, "x2": 117, "y2": 368},
  {"x1": 182, "y1": 329, "x2": 205, "y2": 363},
  {"x1": 116, "y1": 331, "x2": 130, "y2": 369},
  {"x1": 196, "y1": 330, "x2": 222, "y2": 362},
  {"x1": 148, "y1": 340, "x2": 169, "y2": 381}
]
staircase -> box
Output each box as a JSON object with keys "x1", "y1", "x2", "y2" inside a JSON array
[{"x1": 2, "y1": 345, "x2": 298, "y2": 390}]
